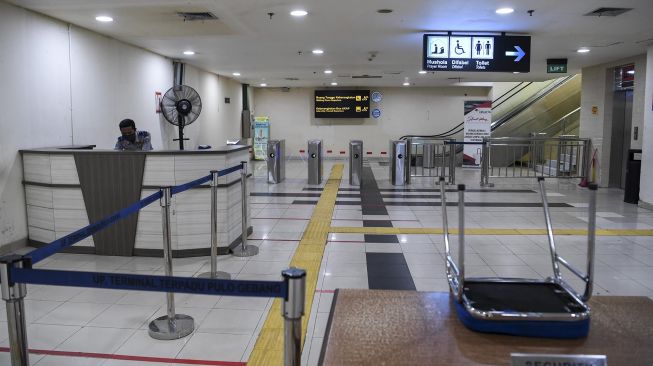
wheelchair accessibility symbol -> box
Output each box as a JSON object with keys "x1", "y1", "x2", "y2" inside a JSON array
[{"x1": 449, "y1": 37, "x2": 471, "y2": 59}]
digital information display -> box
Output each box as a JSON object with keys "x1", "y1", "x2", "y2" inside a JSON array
[
  {"x1": 422, "y1": 34, "x2": 531, "y2": 73},
  {"x1": 315, "y1": 90, "x2": 370, "y2": 118}
]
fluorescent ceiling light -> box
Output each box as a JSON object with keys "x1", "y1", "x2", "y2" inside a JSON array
[
  {"x1": 260, "y1": 83, "x2": 267, "y2": 87},
  {"x1": 495, "y1": 8, "x2": 514, "y2": 14},
  {"x1": 324, "y1": 69, "x2": 333, "y2": 74},
  {"x1": 403, "y1": 82, "x2": 410, "y2": 86},
  {"x1": 183, "y1": 50, "x2": 195, "y2": 55},
  {"x1": 513, "y1": 71, "x2": 520, "y2": 74},
  {"x1": 626, "y1": 70, "x2": 635, "y2": 74},
  {"x1": 290, "y1": 10, "x2": 308, "y2": 17},
  {"x1": 577, "y1": 48, "x2": 590, "y2": 53},
  {"x1": 95, "y1": 15, "x2": 113, "y2": 22},
  {"x1": 312, "y1": 49, "x2": 324, "y2": 54},
  {"x1": 330, "y1": 82, "x2": 338, "y2": 86},
  {"x1": 418, "y1": 70, "x2": 427, "y2": 74}
]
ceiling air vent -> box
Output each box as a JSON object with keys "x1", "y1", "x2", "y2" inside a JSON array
[
  {"x1": 351, "y1": 75, "x2": 383, "y2": 79},
  {"x1": 284, "y1": 77, "x2": 300, "y2": 81},
  {"x1": 584, "y1": 7, "x2": 632, "y2": 17},
  {"x1": 177, "y1": 12, "x2": 218, "y2": 21}
]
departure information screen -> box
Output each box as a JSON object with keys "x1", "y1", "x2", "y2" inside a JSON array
[
  {"x1": 422, "y1": 34, "x2": 531, "y2": 73},
  {"x1": 314, "y1": 90, "x2": 370, "y2": 118}
]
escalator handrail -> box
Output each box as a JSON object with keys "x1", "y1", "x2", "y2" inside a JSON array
[{"x1": 401, "y1": 76, "x2": 575, "y2": 140}]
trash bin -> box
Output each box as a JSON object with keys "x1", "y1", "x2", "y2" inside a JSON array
[
  {"x1": 349, "y1": 140, "x2": 363, "y2": 186},
  {"x1": 267, "y1": 140, "x2": 285, "y2": 184},
  {"x1": 308, "y1": 139, "x2": 323, "y2": 185},
  {"x1": 624, "y1": 149, "x2": 642, "y2": 204},
  {"x1": 390, "y1": 140, "x2": 408, "y2": 185}
]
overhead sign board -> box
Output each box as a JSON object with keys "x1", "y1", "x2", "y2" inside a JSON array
[
  {"x1": 422, "y1": 34, "x2": 531, "y2": 73},
  {"x1": 547, "y1": 58, "x2": 568, "y2": 73}
]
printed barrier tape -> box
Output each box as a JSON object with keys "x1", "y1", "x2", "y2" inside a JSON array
[
  {"x1": 26, "y1": 190, "x2": 163, "y2": 264},
  {"x1": 26, "y1": 164, "x2": 244, "y2": 264},
  {"x1": 11, "y1": 268, "x2": 287, "y2": 298}
]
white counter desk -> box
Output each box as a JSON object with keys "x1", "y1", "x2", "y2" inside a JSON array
[{"x1": 20, "y1": 145, "x2": 251, "y2": 257}]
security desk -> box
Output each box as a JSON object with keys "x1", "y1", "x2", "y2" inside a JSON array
[{"x1": 20, "y1": 146, "x2": 250, "y2": 257}]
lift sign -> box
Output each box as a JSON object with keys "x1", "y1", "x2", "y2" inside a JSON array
[{"x1": 422, "y1": 34, "x2": 531, "y2": 73}]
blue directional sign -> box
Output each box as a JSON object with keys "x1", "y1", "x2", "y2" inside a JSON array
[{"x1": 423, "y1": 34, "x2": 531, "y2": 72}]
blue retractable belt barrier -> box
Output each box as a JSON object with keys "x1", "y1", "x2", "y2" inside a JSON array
[
  {"x1": 26, "y1": 164, "x2": 244, "y2": 264},
  {"x1": 11, "y1": 268, "x2": 287, "y2": 298},
  {"x1": 26, "y1": 190, "x2": 163, "y2": 264},
  {"x1": 171, "y1": 174, "x2": 212, "y2": 195},
  {"x1": 217, "y1": 163, "x2": 244, "y2": 177}
]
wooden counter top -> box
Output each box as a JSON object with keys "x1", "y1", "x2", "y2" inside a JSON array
[{"x1": 320, "y1": 289, "x2": 653, "y2": 365}]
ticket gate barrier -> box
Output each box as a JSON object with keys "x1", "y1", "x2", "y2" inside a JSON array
[
  {"x1": 267, "y1": 140, "x2": 285, "y2": 184},
  {"x1": 307, "y1": 140, "x2": 323, "y2": 185},
  {"x1": 349, "y1": 140, "x2": 363, "y2": 186},
  {"x1": 390, "y1": 140, "x2": 408, "y2": 186}
]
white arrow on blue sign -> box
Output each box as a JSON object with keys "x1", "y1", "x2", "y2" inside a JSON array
[{"x1": 505, "y1": 46, "x2": 526, "y2": 62}]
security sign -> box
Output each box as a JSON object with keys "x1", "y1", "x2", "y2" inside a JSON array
[{"x1": 423, "y1": 34, "x2": 531, "y2": 73}]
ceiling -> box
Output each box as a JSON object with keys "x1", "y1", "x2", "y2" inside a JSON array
[{"x1": 7, "y1": 0, "x2": 653, "y2": 87}]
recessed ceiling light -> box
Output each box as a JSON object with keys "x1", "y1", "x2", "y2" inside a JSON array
[
  {"x1": 232, "y1": 72, "x2": 241, "y2": 76},
  {"x1": 95, "y1": 15, "x2": 113, "y2": 22},
  {"x1": 418, "y1": 70, "x2": 427, "y2": 74},
  {"x1": 260, "y1": 83, "x2": 267, "y2": 87},
  {"x1": 495, "y1": 7, "x2": 514, "y2": 14},
  {"x1": 330, "y1": 82, "x2": 338, "y2": 86},
  {"x1": 290, "y1": 10, "x2": 308, "y2": 17},
  {"x1": 403, "y1": 82, "x2": 410, "y2": 86},
  {"x1": 312, "y1": 49, "x2": 324, "y2": 54},
  {"x1": 577, "y1": 48, "x2": 590, "y2": 53},
  {"x1": 324, "y1": 69, "x2": 333, "y2": 74},
  {"x1": 513, "y1": 71, "x2": 520, "y2": 74},
  {"x1": 627, "y1": 70, "x2": 635, "y2": 74},
  {"x1": 183, "y1": 50, "x2": 195, "y2": 55}
]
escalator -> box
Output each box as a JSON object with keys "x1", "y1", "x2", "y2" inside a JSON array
[{"x1": 400, "y1": 75, "x2": 581, "y2": 141}]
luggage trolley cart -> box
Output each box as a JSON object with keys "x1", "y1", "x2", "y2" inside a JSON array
[{"x1": 439, "y1": 177, "x2": 598, "y2": 339}]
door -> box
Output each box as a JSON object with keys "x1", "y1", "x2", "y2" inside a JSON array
[{"x1": 608, "y1": 90, "x2": 633, "y2": 188}]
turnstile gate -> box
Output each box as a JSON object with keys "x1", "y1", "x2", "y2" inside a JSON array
[
  {"x1": 349, "y1": 140, "x2": 363, "y2": 186},
  {"x1": 390, "y1": 140, "x2": 407, "y2": 186},
  {"x1": 267, "y1": 140, "x2": 285, "y2": 184},
  {"x1": 307, "y1": 140, "x2": 323, "y2": 185}
]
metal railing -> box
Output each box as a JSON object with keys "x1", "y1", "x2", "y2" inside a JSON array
[
  {"x1": 1, "y1": 162, "x2": 305, "y2": 366},
  {"x1": 407, "y1": 138, "x2": 456, "y2": 184},
  {"x1": 480, "y1": 137, "x2": 590, "y2": 186}
]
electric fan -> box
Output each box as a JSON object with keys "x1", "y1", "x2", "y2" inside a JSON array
[{"x1": 160, "y1": 85, "x2": 202, "y2": 150}]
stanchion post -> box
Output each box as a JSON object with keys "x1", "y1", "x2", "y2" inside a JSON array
[
  {"x1": 0, "y1": 255, "x2": 29, "y2": 366},
  {"x1": 282, "y1": 268, "x2": 306, "y2": 366},
  {"x1": 198, "y1": 171, "x2": 231, "y2": 279},
  {"x1": 149, "y1": 187, "x2": 195, "y2": 340},
  {"x1": 232, "y1": 161, "x2": 259, "y2": 257}
]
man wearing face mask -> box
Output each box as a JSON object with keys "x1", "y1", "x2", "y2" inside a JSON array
[{"x1": 114, "y1": 119, "x2": 153, "y2": 151}]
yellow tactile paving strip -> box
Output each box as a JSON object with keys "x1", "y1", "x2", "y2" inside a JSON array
[
  {"x1": 328, "y1": 226, "x2": 653, "y2": 236},
  {"x1": 248, "y1": 164, "x2": 343, "y2": 366}
]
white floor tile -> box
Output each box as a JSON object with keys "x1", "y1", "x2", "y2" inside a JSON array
[
  {"x1": 56, "y1": 327, "x2": 134, "y2": 353},
  {"x1": 176, "y1": 332, "x2": 250, "y2": 361},
  {"x1": 198, "y1": 308, "x2": 263, "y2": 334}
]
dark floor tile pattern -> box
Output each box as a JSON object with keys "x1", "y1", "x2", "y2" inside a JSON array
[
  {"x1": 366, "y1": 253, "x2": 416, "y2": 290},
  {"x1": 360, "y1": 166, "x2": 388, "y2": 215}
]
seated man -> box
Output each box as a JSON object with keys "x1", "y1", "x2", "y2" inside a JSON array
[{"x1": 114, "y1": 119, "x2": 152, "y2": 151}]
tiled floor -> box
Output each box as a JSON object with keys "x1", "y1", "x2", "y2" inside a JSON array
[{"x1": 3, "y1": 158, "x2": 653, "y2": 365}]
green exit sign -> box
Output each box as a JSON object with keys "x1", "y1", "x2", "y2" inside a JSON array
[{"x1": 547, "y1": 58, "x2": 568, "y2": 73}]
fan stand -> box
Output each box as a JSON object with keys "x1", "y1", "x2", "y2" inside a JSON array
[{"x1": 173, "y1": 116, "x2": 189, "y2": 150}]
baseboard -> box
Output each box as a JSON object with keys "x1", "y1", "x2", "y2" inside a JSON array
[
  {"x1": 639, "y1": 200, "x2": 653, "y2": 211},
  {"x1": 28, "y1": 226, "x2": 254, "y2": 258},
  {"x1": 0, "y1": 238, "x2": 28, "y2": 255}
]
